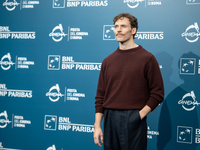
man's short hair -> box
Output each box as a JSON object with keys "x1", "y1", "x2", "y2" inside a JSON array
[{"x1": 113, "y1": 13, "x2": 138, "y2": 39}]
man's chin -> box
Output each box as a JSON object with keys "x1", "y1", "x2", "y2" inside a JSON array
[
  {"x1": 116, "y1": 39, "x2": 126, "y2": 43},
  {"x1": 116, "y1": 38, "x2": 124, "y2": 42}
]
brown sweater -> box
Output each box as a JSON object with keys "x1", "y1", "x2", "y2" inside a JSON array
[{"x1": 95, "y1": 45, "x2": 164, "y2": 113}]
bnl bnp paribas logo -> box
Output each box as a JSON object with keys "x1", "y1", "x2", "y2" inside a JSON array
[
  {"x1": 46, "y1": 84, "x2": 85, "y2": 102},
  {"x1": 0, "y1": 83, "x2": 32, "y2": 98},
  {"x1": 0, "y1": 26, "x2": 36, "y2": 39},
  {"x1": 47, "y1": 55, "x2": 101, "y2": 71},
  {"x1": 103, "y1": 25, "x2": 164, "y2": 40},
  {"x1": 186, "y1": 0, "x2": 200, "y2": 5},
  {"x1": 182, "y1": 22, "x2": 200, "y2": 43},
  {"x1": 49, "y1": 24, "x2": 88, "y2": 42},
  {"x1": 2, "y1": 0, "x2": 39, "y2": 11},
  {"x1": 0, "y1": 53, "x2": 34, "y2": 70},
  {"x1": 123, "y1": 0, "x2": 162, "y2": 8},
  {"x1": 52, "y1": 0, "x2": 108, "y2": 8},
  {"x1": 44, "y1": 115, "x2": 94, "y2": 133}
]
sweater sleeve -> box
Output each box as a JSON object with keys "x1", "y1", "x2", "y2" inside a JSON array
[
  {"x1": 145, "y1": 55, "x2": 164, "y2": 111},
  {"x1": 95, "y1": 61, "x2": 106, "y2": 114}
]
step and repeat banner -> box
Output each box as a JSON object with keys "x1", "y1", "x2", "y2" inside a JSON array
[{"x1": 0, "y1": 0, "x2": 200, "y2": 150}]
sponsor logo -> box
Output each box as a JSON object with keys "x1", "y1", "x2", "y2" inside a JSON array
[
  {"x1": 177, "y1": 126, "x2": 193, "y2": 144},
  {"x1": 0, "y1": 111, "x2": 11, "y2": 128},
  {"x1": 0, "y1": 53, "x2": 34, "y2": 70},
  {"x1": 186, "y1": 0, "x2": 200, "y2": 5},
  {"x1": 49, "y1": 24, "x2": 88, "y2": 42},
  {"x1": 3, "y1": 0, "x2": 20, "y2": 11},
  {"x1": 48, "y1": 55, "x2": 101, "y2": 71},
  {"x1": 178, "y1": 91, "x2": 200, "y2": 111},
  {"x1": 182, "y1": 22, "x2": 200, "y2": 43},
  {"x1": 135, "y1": 31, "x2": 164, "y2": 40},
  {"x1": 46, "y1": 84, "x2": 64, "y2": 102},
  {"x1": 0, "y1": 111, "x2": 31, "y2": 128},
  {"x1": 147, "y1": 126, "x2": 159, "y2": 140},
  {"x1": 2, "y1": 0, "x2": 39, "y2": 11},
  {"x1": 0, "y1": 26, "x2": 36, "y2": 39},
  {"x1": 103, "y1": 25, "x2": 115, "y2": 40},
  {"x1": 44, "y1": 115, "x2": 94, "y2": 133},
  {"x1": 67, "y1": 0, "x2": 108, "y2": 7},
  {"x1": 53, "y1": 0, "x2": 108, "y2": 8},
  {"x1": 0, "y1": 83, "x2": 32, "y2": 98},
  {"x1": 49, "y1": 24, "x2": 67, "y2": 42},
  {"x1": 46, "y1": 84, "x2": 85, "y2": 102},
  {"x1": 0, "y1": 53, "x2": 15, "y2": 70}
]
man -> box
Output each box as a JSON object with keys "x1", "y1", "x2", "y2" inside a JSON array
[{"x1": 94, "y1": 13, "x2": 164, "y2": 150}]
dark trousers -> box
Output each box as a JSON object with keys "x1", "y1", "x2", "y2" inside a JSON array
[{"x1": 104, "y1": 109, "x2": 147, "y2": 150}]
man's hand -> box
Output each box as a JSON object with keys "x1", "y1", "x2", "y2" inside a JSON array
[
  {"x1": 139, "y1": 105, "x2": 152, "y2": 120},
  {"x1": 93, "y1": 126, "x2": 103, "y2": 147},
  {"x1": 94, "y1": 112, "x2": 104, "y2": 147}
]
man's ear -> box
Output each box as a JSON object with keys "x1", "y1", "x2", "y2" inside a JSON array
[{"x1": 131, "y1": 28, "x2": 136, "y2": 35}]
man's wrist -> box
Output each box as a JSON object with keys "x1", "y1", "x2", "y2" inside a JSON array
[{"x1": 94, "y1": 123, "x2": 101, "y2": 128}]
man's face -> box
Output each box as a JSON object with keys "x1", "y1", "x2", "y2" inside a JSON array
[{"x1": 114, "y1": 17, "x2": 136, "y2": 43}]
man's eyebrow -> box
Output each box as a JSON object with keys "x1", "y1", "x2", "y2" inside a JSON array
[{"x1": 115, "y1": 24, "x2": 127, "y2": 26}]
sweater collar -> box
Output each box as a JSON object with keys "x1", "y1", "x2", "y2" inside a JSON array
[{"x1": 117, "y1": 45, "x2": 142, "y2": 53}]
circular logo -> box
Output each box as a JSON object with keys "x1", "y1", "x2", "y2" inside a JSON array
[
  {"x1": 49, "y1": 24, "x2": 67, "y2": 42},
  {"x1": 0, "y1": 53, "x2": 15, "y2": 70},
  {"x1": 182, "y1": 22, "x2": 200, "y2": 43},
  {"x1": 178, "y1": 91, "x2": 200, "y2": 111},
  {"x1": 0, "y1": 111, "x2": 11, "y2": 128},
  {"x1": 3, "y1": 0, "x2": 20, "y2": 11},
  {"x1": 46, "y1": 84, "x2": 64, "y2": 102}
]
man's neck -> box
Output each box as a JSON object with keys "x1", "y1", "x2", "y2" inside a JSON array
[{"x1": 119, "y1": 40, "x2": 138, "y2": 50}]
